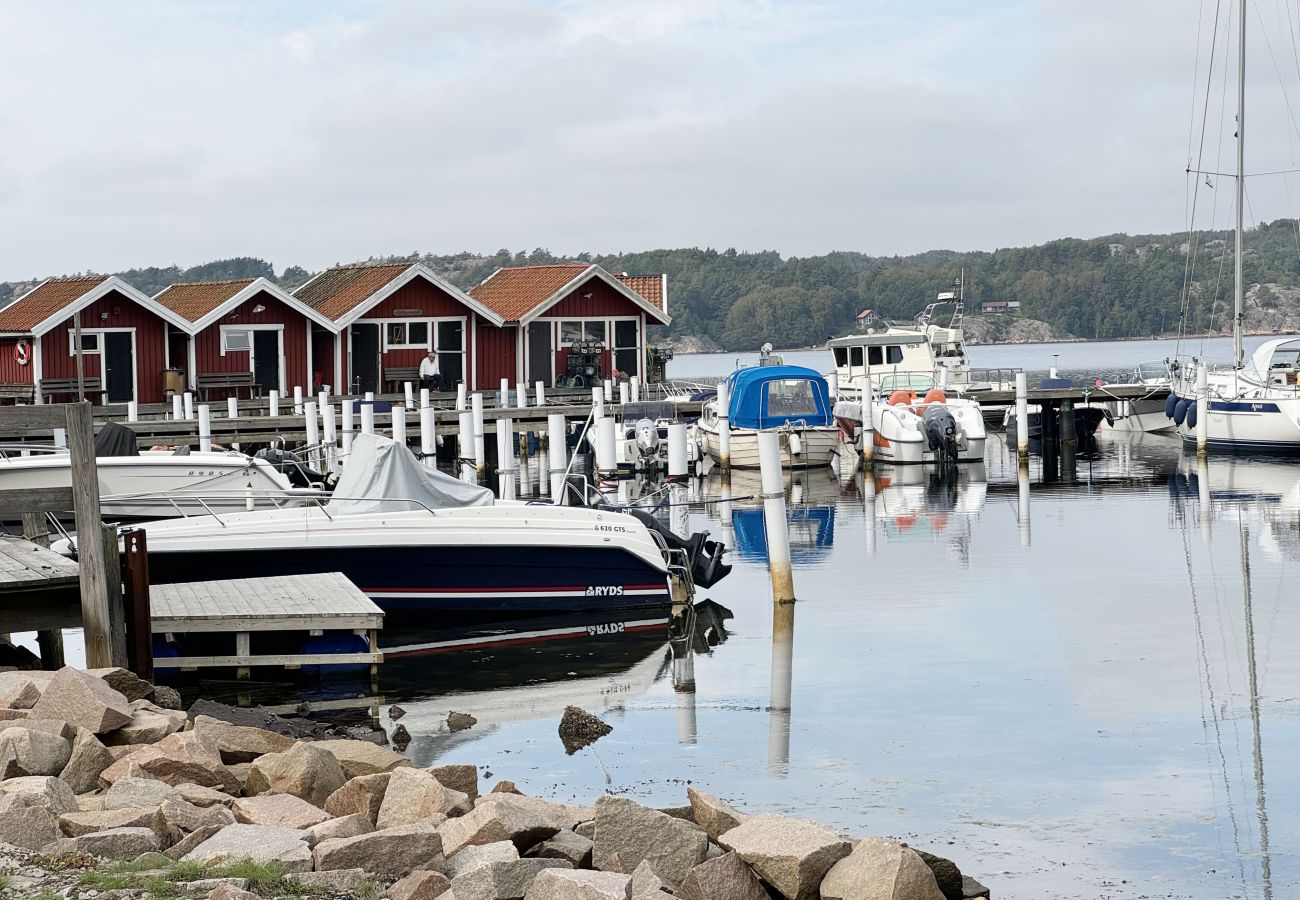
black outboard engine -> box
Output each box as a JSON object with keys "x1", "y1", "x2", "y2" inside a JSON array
[
  {"x1": 254, "y1": 447, "x2": 326, "y2": 489},
  {"x1": 623, "y1": 509, "x2": 731, "y2": 589},
  {"x1": 921, "y1": 405, "x2": 959, "y2": 464}
]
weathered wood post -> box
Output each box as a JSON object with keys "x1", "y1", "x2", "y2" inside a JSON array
[
  {"x1": 66, "y1": 401, "x2": 118, "y2": 668},
  {"x1": 121, "y1": 529, "x2": 153, "y2": 681}
]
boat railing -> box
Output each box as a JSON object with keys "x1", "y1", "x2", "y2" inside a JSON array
[
  {"x1": 967, "y1": 367, "x2": 1022, "y2": 390},
  {"x1": 0, "y1": 444, "x2": 66, "y2": 461}
]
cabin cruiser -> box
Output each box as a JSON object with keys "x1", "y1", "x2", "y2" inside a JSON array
[
  {"x1": 832, "y1": 377, "x2": 986, "y2": 464},
  {"x1": 693, "y1": 365, "x2": 840, "y2": 468},
  {"x1": 0, "y1": 422, "x2": 300, "y2": 520},
  {"x1": 63, "y1": 434, "x2": 730, "y2": 628}
]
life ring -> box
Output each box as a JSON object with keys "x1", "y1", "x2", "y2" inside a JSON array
[{"x1": 13, "y1": 340, "x2": 30, "y2": 367}]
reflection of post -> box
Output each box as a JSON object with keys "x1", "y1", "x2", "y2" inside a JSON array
[
  {"x1": 673, "y1": 648, "x2": 697, "y2": 746},
  {"x1": 758, "y1": 431, "x2": 795, "y2": 775},
  {"x1": 1239, "y1": 524, "x2": 1273, "y2": 900},
  {"x1": 1017, "y1": 463, "x2": 1031, "y2": 548},
  {"x1": 863, "y1": 470, "x2": 876, "y2": 555},
  {"x1": 719, "y1": 478, "x2": 734, "y2": 548},
  {"x1": 670, "y1": 483, "x2": 690, "y2": 540},
  {"x1": 1196, "y1": 456, "x2": 1212, "y2": 543}
]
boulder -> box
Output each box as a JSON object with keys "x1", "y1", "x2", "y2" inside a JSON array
[
  {"x1": 177, "y1": 782, "x2": 236, "y2": 807},
  {"x1": 84, "y1": 668, "x2": 154, "y2": 703},
  {"x1": 913, "y1": 850, "x2": 963, "y2": 900},
  {"x1": 100, "y1": 731, "x2": 240, "y2": 793},
  {"x1": 163, "y1": 823, "x2": 223, "y2": 861},
  {"x1": 686, "y1": 788, "x2": 748, "y2": 843},
  {"x1": 526, "y1": 831, "x2": 593, "y2": 868},
  {"x1": 233, "y1": 793, "x2": 332, "y2": 829},
  {"x1": 440, "y1": 795, "x2": 562, "y2": 858},
  {"x1": 378, "y1": 766, "x2": 471, "y2": 829},
  {"x1": 0, "y1": 774, "x2": 79, "y2": 813},
  {"x1": 629, "y1": 860, "x2": 672, "y2": 899},
  {"x1": 57, "y1": 825, "x2": 159, "y2": 859},
  {"x1": 592, "y1": 796, "x2": 707, "y2": 887},
  {"x1": 0, "y1": 708, "x2": 28, "y2": 721},
  {"x1": 524, "y1": 869, "x2": 633, "y2": 900},
  {"x1": 152, "y1": 685, "x2": 183, "y2": 710},
  {"x1": 27, "y1": 667, "x2": 132, "y2": 734},
  {"x1": 677, "y1": 851, "x2": 768, "y2": 900},
  {"x1": 960, "y1": 875, "x2": 989, "y2": 899},
  {"x1": 819, "y1": 838, "x2": 944, "y2": 900},
  {"x1": 475, "y1": 794, "x2": 592, "y2": 832},
  {"x1": 719, "y1": 814, "x2": 851, "y2": 900},
  {"x1": 0, "y1": 726, "x2": 72, "y2": 777},
  {"x1": 59, "y1": 727, "x2": 116, "y2": 793},
  {"x1": 288, "y1": 869, "x2": 374, "y2": 892},
  {"x1": 557, "y1": 706, "x2": 612, "y2": 755},
  {"x1": 192, "y1": 715, "x2": 296, "y2": 764},
  {"x1": 246, "y1": 741, "x2": 346, "y2": 807},
  {"x1": 446, "y1": 840, "x2": 520, "y2": 878},
  {"x1": 10, "y1": 718, "x2": 76, "y2": 740},
  {"x1": 313, "y1": 821, "x2": 445, "y2": 877},
  {"x1": 0, "y1": 678, "x2": 41, "y2": 710},
  {"x1": 452, "y1": 859, "x2": 573, "y2": 900},
  {"x1": 161, "y1": 797, "x2": 236, "y2": 833},
  {"x1": 208, "y1": 884, "x2": 260, "y2": 900},
  {"x1": 307, "y1": 812, "x2": 374, "y2": 844},
  {"x1": 312, "y1": 738, "x2": 412, "y2": 778},
  {"x1": 103, "y1": 777, "x2": 183, "y2": 810},
  {"x1": 491, "y1": 780, "x2": 523, "y2": 796},
  {"x1": 181, "y1": 823, "x2": 314, "y2": 872},
  {"x1": 104, "y1": 706, "x2": 186, "y2": 746},
  {"x1": 389, "y1": 870, "x2": 453, "y2": 900},
  {"x1": 430, "y1": 763, "x2": 479, "y2": 800},
  {"x1": 58, "y1": 807, "x2": 169, "y2": 847},
  {"x1": 325, "y1": 771, "x2": 391, "y2": 823},
  {"x1": 0, "y1": 796, "x2": 61, "y2": 850},
  {"x1": 574, "y1": 821, "x2": 595, "y2": 840}
]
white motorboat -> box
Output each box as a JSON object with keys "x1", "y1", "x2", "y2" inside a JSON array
[
  {"x1": 1098, "y1": 361, "x2": 1174, "y2": 434},
  {"x1": 833, "y1": 379, "x2": 986, "y2": 465},
  {"x1": 693, "y1": 365, "x2": 841, "y2": 468}
]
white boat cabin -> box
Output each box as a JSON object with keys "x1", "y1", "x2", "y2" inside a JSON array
[{"x1": 827, "y1": 331, "x2": 936, "y2": 398}]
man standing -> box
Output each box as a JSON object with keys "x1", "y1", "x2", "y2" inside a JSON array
[{"x1": 419, "y1": 348, "x2": 440, "y2": 391}]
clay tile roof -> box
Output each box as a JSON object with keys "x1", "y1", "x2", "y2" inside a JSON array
[
  {"x1": 0, "y1": 275, "x2": 110, "y2": 334},
  {"x1": 293, "y1": 263, "x2": 411, "y2": 321},
  {"x1": 154, "y1": 279, "x2": 256, "y2": 323},
  {"x1": 469, "y1": 265, "x2": 592, "y2": 322},
  {"x1": 615, "y1": 275, "x2": 663, "y2": 310}
]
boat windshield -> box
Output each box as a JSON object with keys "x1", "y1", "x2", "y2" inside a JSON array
[
  {"x1": 765, "y1": 379, "x2": 820, "y2": 418},
  {"x1": 1136, "y1": 360, "x2": 1168, "y2": 382},
  {"x1": 876, "y1": 373, "x2": 936, "y2": 395}
]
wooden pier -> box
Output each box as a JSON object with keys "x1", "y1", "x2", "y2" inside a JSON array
[{"x1": 0, "y1": 536, "x2": 81, "y2": 633}]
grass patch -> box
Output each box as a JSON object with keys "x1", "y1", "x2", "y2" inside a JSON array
[
  {"x1": 354, "y1": 880, "x2": 383, "y2": 900},
  {"x1": 166, "y1": 859, "x2": 210, "y2": 880},
  {"x1": 0, "y1": 874, "x2": 10, "y2": 892},
  {"x1": 63, "y1": 857, "x2": 329, "y2": 899}
]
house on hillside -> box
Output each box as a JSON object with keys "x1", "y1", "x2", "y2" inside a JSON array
[
  {"x1": 980, "y1": 300, "x2": 1021, "y2": 314},
  {"x1": 469, "y1": 264, "x2": 670, "y2": 386},
  {"x1": 0, "y1": 275, "x2": 191, "y2": 404},
  {"x1": 154, "y1": 277, "x2": 337, "y2": 397}
]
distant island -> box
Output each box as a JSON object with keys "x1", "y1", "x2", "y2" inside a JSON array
[{"x1": 6, "y1": 221, "x2": 1300, "y2": 352}]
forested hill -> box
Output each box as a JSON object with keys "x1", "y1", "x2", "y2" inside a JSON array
[{"x1": 6, "y1": 221, "x2": 1300, "y2": 351}]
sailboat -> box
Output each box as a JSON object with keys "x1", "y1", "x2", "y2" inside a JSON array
[{"x1": 1169, "y1": 1, "x2": 1300, "y2": 452}]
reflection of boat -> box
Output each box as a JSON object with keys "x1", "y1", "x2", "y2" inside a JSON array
[
  {"x1": 1004, "y1": 405, "x2": 1112, "y2": 449},
  {"x1": 694, "y1": 365, "x2": 840, "y2": 468},
  {"x1": 707, "y1": 468, "x2": 845, "y2": 564},
  {"x1": 867, "y1": 464, "x2": 986, "y2": 561},
  {"x1": 1098, "y1": 362, "x2": 1174, "y2": 434}
]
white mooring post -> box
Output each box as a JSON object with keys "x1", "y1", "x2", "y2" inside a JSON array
[
  {"x1": 360, "y1": 401, "x2": 375, "y2": 435},
  {"x1": 471, "y1": 393, "x2": 487, "y2": 481},
  {"x1": 183, "y1": 392, "x2": 194, "y2": 420},
  {"x1": 172, "y1": 395, "x2": 183, "y2": 421},
  {"x1": 603, "y1": 379, "x2": 613, "y2": 402},
  {"x1": 456, "y1": 383, "x2": 467, "y2": 411},
  {"x1": 197, "y1": 405, "x2": 212, "y2": 453},
  {"x1": 293, "y1": 386, "x2": 303, "y2": 415},
  {"x1": 535, "y1": 381, "x2": 546, "y2": 407},
  {"x1": 127, "y1": 401, "x2": 139, "y2": 422},
  {"x1": 1195, "y1": 366, "x2": 1209, "y2": 456},
  {"x1": 758, "y1": 429, "x2": 795, "y2": 774},
  {"x1": 419, "y1": 387, "x2": 430, "y2": 409},
  {"x1": 458, "y1": 411, "x2": 475, "y2": 480},
  {"x1": 938, "y1": 365, "x2": 950, "y2": 390},
  {"x1": 591, "y1": 386, "x2": 604, "y2": 420},
  {"x1": 618, "y1": 381, "x2": 629, "y2": 406},
  {"x1": 717, "y1": 380, "x2": 731, "y2": 474},
  {"x1": 861, "y1": 377, "x2": 875, "y2": 465},
  {"x1": 1015, "y1": 372, "x2": 1030, "y2": 461},
  {"x1": 516, "y1": 383, "x2": 527, "y2": 409},
  {"x1": 595, "y1": 417, "x2": 618, "y2": 480},
  {"x1": 391, "y1": 404, "x2": 407, "y2": 446},
  {"x1": 321, "y1": 402, "x2": 338, "y2": 472},
  {"x1": 227, "y1": 397, "x2": 238, "y2": 419},
  {"x1": 365, "y1": 391, "x2": 374, "y2": 403},
  {"x1": 53, "y1": 428, "x2": 66, "y2": 448},
  {"x1": 268, "y1": 390, "x2": 280, "y2": 418},
  {"x1": 630, "y1": 376, "x2": 640, "y2": 403},
  {"x1": 499, "y1": 378, "x2": 510, "y2": 408},
  {"x1": 667, "y1": 422, "x2": 688, "y2": 481},
  {"x1": 340, "y1": 398, "x2": 355, "y2": 457},
  {"x1": 495, "y1": 426, "x2": 514, "y2": 500},
  {"x1": 303, "y1": 401, "x2": 319, "y2": 467},
  {"x1": 547, "y1": 413, "x2": 567, "y2": 501},
  {"x1": 404, "y1": 382, "x2": 414, "y2": 408},
  {"x1": 420, "y1": 405, "x2": 436, "y2": 458}
]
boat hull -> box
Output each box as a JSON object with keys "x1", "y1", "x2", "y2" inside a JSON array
[
  {"x1": 694, "y1": 424, "x2": 841, "y2": 468},
  {"x1": 1174, "y1": 394, "x2": 1300, "y2": 453}
]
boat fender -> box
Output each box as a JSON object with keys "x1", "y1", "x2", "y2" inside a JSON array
[
  {"x1": 1172, "y1": 398, "x2": 1189, "y2": 426},
  {"x1": 1185, "y1": 402, "x2": 1197, "y2": 429},
  {"x1": 788, "y1": 431, "x2": 803, "y2": 456},
  {"x1": 1165, "y1": 393, "x2": 1178, "y2": 418}
]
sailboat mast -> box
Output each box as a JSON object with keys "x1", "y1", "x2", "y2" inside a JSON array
[{"x1": 1234, "y1": 0, "x2": 1246, "y2": 369}]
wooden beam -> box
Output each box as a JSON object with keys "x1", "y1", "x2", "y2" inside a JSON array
[
  {"x1": 0, "y1": 405, "x2": 76, "y2": 427},
  {"x1": 65, "y1": 401, "x2": 114, "y2": 668},
  {"x1": 0, "y1": 487, "x2": 74, "y2": 518}
]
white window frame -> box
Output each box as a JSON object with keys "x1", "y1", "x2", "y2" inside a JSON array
[
  {"x1": 353, "y1": 316, "x2": 468, "y2": 386},
  {"x1": 220, "y1": 324, "x2": 286, "y2": 393},
  {"x1": 382, "y1": 319, "x2": 434, "y2": 351},
  {"x1": 63, "y1": 327, "x2": 137, "y2": 403},
  {"x1": 68, "y1": 331, "x2": 102, "y2": 355},
  {"x1": 558, "y1": 319, "x2": 608, "y2": 347},
  {"x1": 220, "y1": 328, "x2": 252, "y2": 355},
  {"x1": 610, "y1": 316, "x2": 641, "y2": 376}
]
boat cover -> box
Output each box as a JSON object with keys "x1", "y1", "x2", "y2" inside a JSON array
[
  {"x1": 326, "y1": 433, "x2": 493, "y2": 516},
  {"x1": 94, "y1": 421, "x2": 139, "y2": 457},
  {"x1": 725, "y1": 365, "x2": 833, "y2": 429}
]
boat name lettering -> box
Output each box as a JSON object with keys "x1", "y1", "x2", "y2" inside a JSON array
[
  {"x1": 586, "y1": 621, "x2": 626, "y2": 635},
  {"x1": 584, "y1": 586, "x2": 625, "y2": 597},
  {"x1": 186, "y1": 470, "x2": 220, "y2": 476},
  {"x1": 593, "y1": 524, "x2": 629, "y2": 533}
]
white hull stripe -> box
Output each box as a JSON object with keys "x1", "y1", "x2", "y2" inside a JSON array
[
  {"x1": 368, "y1": 587, "x2": 667, "y2": 600},
  {"x1": 384, "y1": 618, "x2": 666, "y2": 655}
]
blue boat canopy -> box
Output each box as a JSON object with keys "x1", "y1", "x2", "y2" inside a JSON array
[{"x1": 725, "y1": 365, "x2": 834, "y2": 429}]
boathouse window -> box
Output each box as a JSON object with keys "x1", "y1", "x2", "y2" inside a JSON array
[
  {"x1": 436, "y1": 321, "x2": 464, "y2": 384},
  {"x1": 385, "y1": 321, "x2": 430, "y2": 350},
  {"x1": 613, "y1": 320, "x2": 639, "y2": 376},
  {"x1": 867, "y1": 346, "x2": 883, "y2": 365},
  {"x1": 560, "y1": 321, "x2": 606, "y2": 346},
  {"x1": 766, "y1": 379, "x2": 819, "y2": 416},
  {"x1": 69, "y1": 332, "x2": 101, "y2": 354},
  {"x1": 221, "y1": 330, "x2": 251, "y2": 353}
]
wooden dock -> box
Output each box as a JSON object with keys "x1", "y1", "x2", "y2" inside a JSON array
[
  {"x1": 150, "y1": 572, "x2": 384, "y2": 680},
  {"x1": 0, "y1": 536, "x2": 81, "y2": 632}
]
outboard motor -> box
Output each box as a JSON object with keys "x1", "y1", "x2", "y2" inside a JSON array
[
  {"x1": 921, "y1": 405, "x2": 959, "y2": 464},
  {"x1": 634, "y1": 418, "x2": 659, "y2": 460},
  {"x1": 624, "y1": 509, "x2": 732, "y2": 589}
]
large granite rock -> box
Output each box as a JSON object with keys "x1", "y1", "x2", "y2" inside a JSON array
[
  {"x1": 181, "y1": 823, "x2": 314, "y2": 872},
  {"x1": 192, "y1": 715, "x2": 296, "y2": 764},
  {"x1": 389, "y1": 870, "x2": 452, "y2": 900},
  {"x1": 481, "y1": 794, "x2": 591, "y2": 832},
  {"x1": 324, "y1": 772, "x2": 390, "y2": 823},
  {"x1": 446, "y1": 840, "x2": 520, "y2": 878},
  {"x1": 913, "y1": 849, "x2": 963, "y2": 900},
  {"x1": 440, "y1": 794, "x2": 562, "y2": 857},
  {"x1": 103, "y1": 776, "x2": 183, "y2": 810},
  {"x1": 377, "y1": 766, "x2": 471, "y2": 829},
  {"x1": 430, "y1": 763, "x2": 479, "y2": 800},
  {"x1": 104, "y1": 705, "x2": 186, "y2": 746},
  {"x1": 176, "y1": 782, "x2": 236, "y2": 808},
  {"x1": 163, "y1": 823, "x2": 223, "y2": 861},
  {"x1": 245, "y1": 741, "x2": 346, "y2": 807},
  {"x1": 0, "y1": 795, "x2": 61, "y2": 849},
  {"x1": 686, "y1": 788, "x2": 748, "y2": 843},
  {"x1": 718, "y1": 815, "x2": 851, "y2": 900},
  {"x1": 307, "y1": 812, "x2": 374, "y2": 844},
  {"x1": 56, "y1": 825, "x2": 160, "y2": 859},
  {"x1": 592, "y1": 796, "x2": 707, "y2": 887},
  {"x1": 160, "y1": 796, "x2": 236, "y2": 833},
  {"x1": 6, "y1": 718, "x2": 75, "y2": 741},
  {"x1": 524, "y1": 869, "x2": 633, "y2": 900},
  {"x1": 0, "y1": 678, "x2": 41, "y2": 710},
  {"x1": 313, "y1": 821, "x2": 445, "y2": 877},
  {"x1": 27, "y1": 668, "x2": 132, "y2": 734},
  {"x1": 233, "y1": 793, "x2": 332, "y2": 829},
  {"x1": 0, "y1": 774, "x2": 79, "y2": 813},
  {"x1": 629, "y1": 860, "x2": 672, "y2": 899},
  {"x1": 59, "y1": 727, "x2": 116, "y2": 793},
  {"x1": 452, "y1": 859, "x2": 573, "y2": 900},
  {"x1": 0, "y1": 726, "x2": 72, "y2": 777},
  {"x1": 100, "y1": 731, "x2": 240, "y2": 793},
  {"x1": 819, "y1": 839, "x2": 945, "y2": 900},
  {"x1": 58, "y1": 807, "x2": 170, "y2": 847},
  {"x1": 677, "y1": 851, "x2": 768, "y2": 900},
  {"x1": 526, "y1": 831, "x2": 593, "y2": 868},
  {"x1": 312, "y1": 739, "x2": 412, "y2": 778},
  {"x1": 84, "y1": 668, "x2": 154, "y2": 703}
]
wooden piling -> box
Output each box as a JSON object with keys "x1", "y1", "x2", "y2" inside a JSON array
[
  {"x1": 66, "y1": 402, "x2": 115, "y2": 668},
  {"x1": 121, "y1": 529, "x2": 153, "y2": 681}
]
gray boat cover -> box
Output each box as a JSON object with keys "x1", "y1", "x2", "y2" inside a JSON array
[{"x1": 326, "y1": 433, "x2": 493, "y2": 516}]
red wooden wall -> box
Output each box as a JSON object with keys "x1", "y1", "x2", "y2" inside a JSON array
[
  {"x1": 474, "y1": 319, "x2": 518, "y2": 389},
  {"x1": 41, "y1": 289, "x2": 170, "y2": 403},
  {"x1": 352, "y1": 278, "x2": 491, "y2": 389},
  {"x1": 0, "y1": 338, "x2": 32, "y2": 383},
  {"x1": 191, "y1": 289, "x2": 310, "y2": 390}
]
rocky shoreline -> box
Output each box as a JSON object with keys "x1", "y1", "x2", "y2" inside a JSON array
[{"x1": 0, "y1": 667, "x2": 989, "y2": 900}]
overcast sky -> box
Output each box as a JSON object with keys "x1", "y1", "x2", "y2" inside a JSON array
[{"x1": 3, "y1": 0, "x2": 1297, "y2": 281}]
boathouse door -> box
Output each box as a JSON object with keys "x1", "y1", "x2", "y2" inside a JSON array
[
  {"x1": 528, "y1": 322, "x2": 552, "y2": 384},
  {"x1": 252, "y1": 330, "x2": 282, "y2": 395},
  {"x1": 351, "y1": 323, "x2": 380, "y2": 395},
  {"x1": 103, "y1": 331, "x2": 135, "y2": 403}
]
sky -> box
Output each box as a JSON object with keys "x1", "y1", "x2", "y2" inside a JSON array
[{"x1": 2, "y1": 0, "x2": 1298, "y2": 281}]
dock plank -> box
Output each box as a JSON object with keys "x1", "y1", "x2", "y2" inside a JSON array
[{"x1": 149, "y1": 571, "x2": 383, "y2": 633}]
